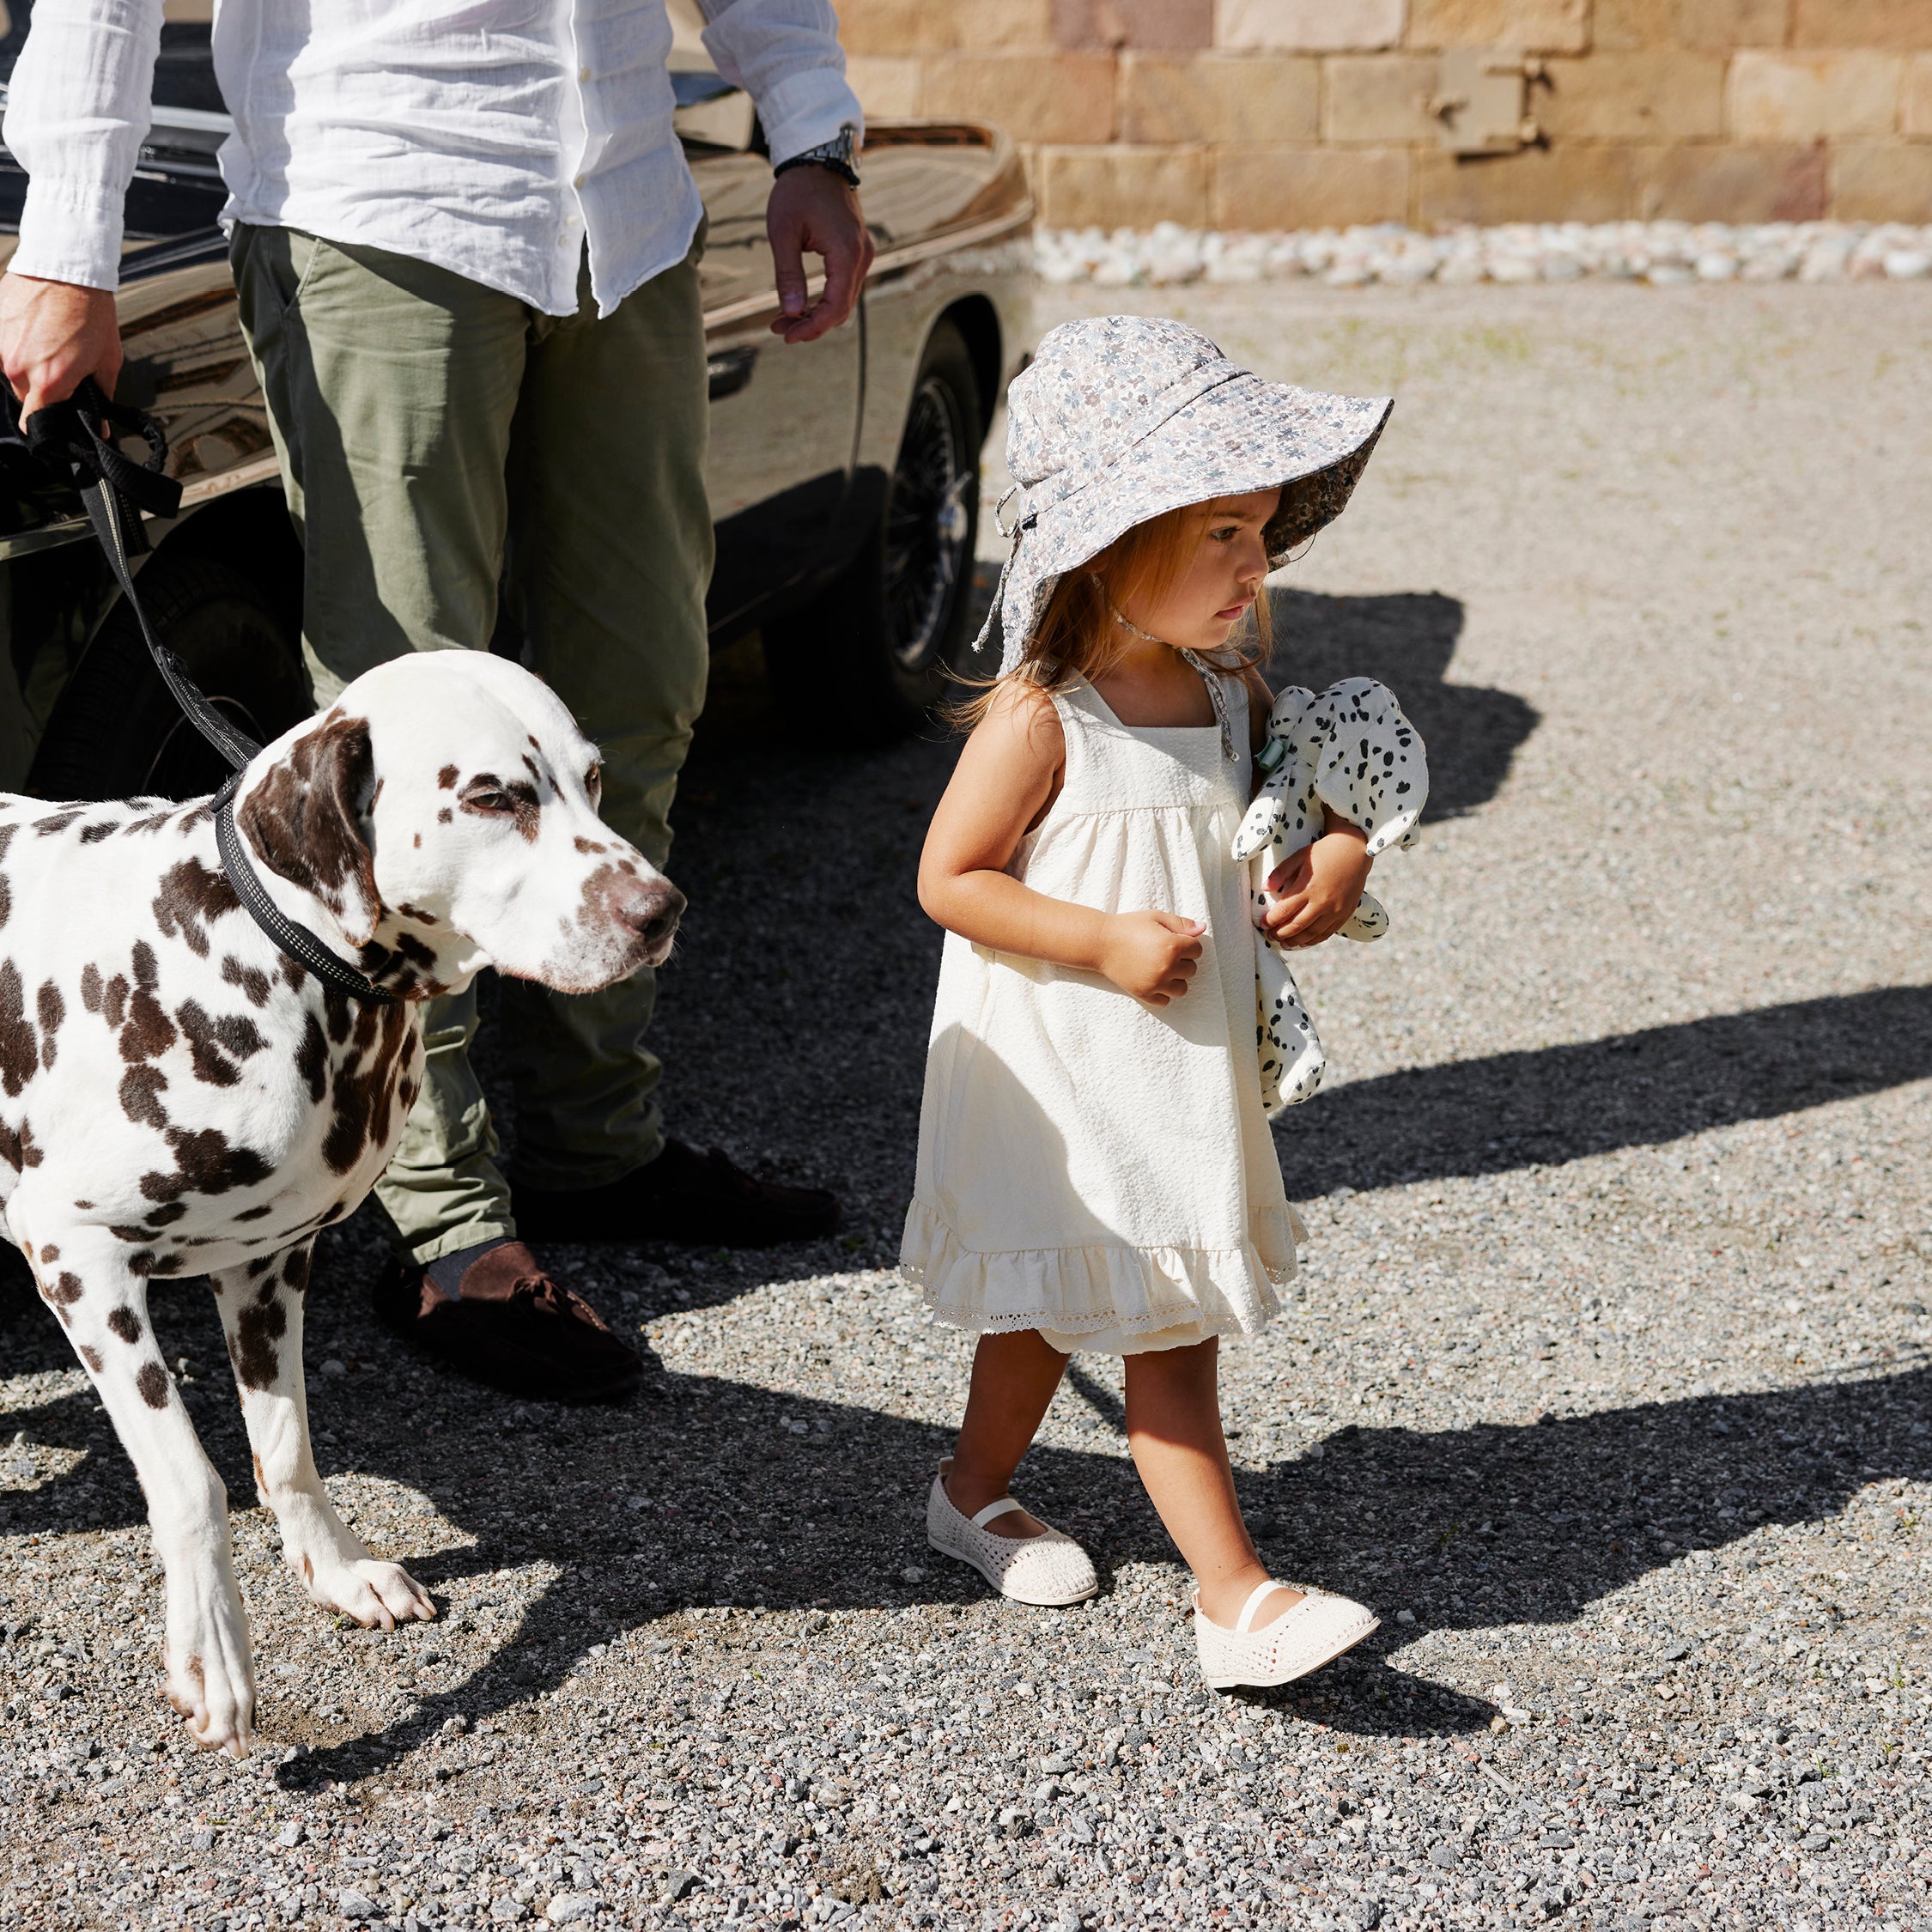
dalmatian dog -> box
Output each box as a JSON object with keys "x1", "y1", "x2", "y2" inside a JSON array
[
  {"x1": 0, "y1": 649, "x2": 681, "y2": 1756},
  {"x1": 1232, "y1": 677, "x2": 1427, "y2": 1115}
]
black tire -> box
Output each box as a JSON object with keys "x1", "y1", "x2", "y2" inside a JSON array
[
  {"x1": 27, "y1": 551, "x2": 310, "y2": 803},
  {"x1": 770, "y1": 318, "x2": 983, "y2": 740}
]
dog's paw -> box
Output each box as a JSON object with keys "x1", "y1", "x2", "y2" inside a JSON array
[
  {"x1": 309, "y1": 1556, "x2": 437, "y2": 1631},
  {"x1": 164, "y1": 1626, "x2": 255, "y2": 1758}
]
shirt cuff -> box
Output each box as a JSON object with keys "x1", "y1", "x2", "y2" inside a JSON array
[
  {"x1": 9, "y1": 178, "x2": 125, "y2": 291},
  {"x1": 758, "y1": 68, "x2": 865, "y2": 172}
]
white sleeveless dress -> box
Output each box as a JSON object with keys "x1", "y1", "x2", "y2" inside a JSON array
[{"x1": 901, "y1": 674, "x2": 1303, "y2": 1356}]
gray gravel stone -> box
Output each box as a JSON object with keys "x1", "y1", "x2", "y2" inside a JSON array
[{"x1": 3, "y1": 278, "x2": 1929, "y2": 1931}]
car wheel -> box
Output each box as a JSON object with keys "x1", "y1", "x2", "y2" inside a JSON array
[
  {"x1": 27, "y1": 550, "x2": 310, "y2": 803},
  {"x1": 770, "y1": 318, "x2": 983, "y2": 740}
]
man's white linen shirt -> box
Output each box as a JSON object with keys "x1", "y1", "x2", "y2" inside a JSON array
[{"x1": 3, "y1": 0, "x2": 862, "y2": 317}]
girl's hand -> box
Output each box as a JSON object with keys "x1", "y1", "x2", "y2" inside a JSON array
[
  {"x1": 1100, "y1": 910, "x2": 1204, "y2": 1005},
  {"x1": 1264, "y1": 827, "x2": 1370, "y2": 949}
]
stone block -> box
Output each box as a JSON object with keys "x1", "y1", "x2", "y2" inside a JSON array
[
  {"x1": 920, "y1": 52, "x2": 1119, "y2": 144},
  {"x1": 1212, "y1": 144, "x2": 1410, "y2": 227},
  {"x1": 1831, "y1": 141, "x2": 1932, "y2": 219},
  {"x1": 1592, "y1": 0, "x2": 1674, "y2": 50},
  {"x1": 1054, "y1": 0, "x2": 1212, "y2": 49},
  {"x1": 1539, "y1": 52, "x2": 1727, "y2": 141},
  {"x1": 1905, "y1": 52, "x2": 1932, "y2": 136},
  {"x1": 1323, "y1": 53, "x2": 1441, "y2": 142},
  {"x1": 836, "y1": 0, "x2": 1052, "y2": 54},
  {"x1": 1674, "y1": 0, "x2": 1790, "y2": 48},
  {"x1": 1030, "y1": 143, "x2": 1213, "y2": 227},
  {"x1": 1413, "y1": 143, "x2": 1643, "y2": 222},
  {"x1": 1216, "y1": 0, "x2": 1407, "y2": 54},
  {"x1": 1644, "y1": 142, "x2": 1826, "y2": 220},
  {"x1": 845, "y1": 57, "x2": 922, "y2": 120},
  {"x1": 1119, "y1": 52, "x2": 1319, "y2": 142},
  {"x1": 1405, "y1": 0, "x2": 1589, "y2": 55},
  {"x1": 1794, "y1": 1, "x2": 1932, "y2": 52},
  {"x1": 1728, "y1": 52, "x2": 1902, "y2": 142}
]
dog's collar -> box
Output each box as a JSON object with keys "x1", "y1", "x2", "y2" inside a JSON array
[{"x1": 212, "y1": 774, "x2": 401, "y2": 1005}]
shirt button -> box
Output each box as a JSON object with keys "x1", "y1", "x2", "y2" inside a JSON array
[
  {"x1": 579, "y1": 64, "x2": 591, "y2": 82},
  {"x1": 574, "y1": 173, "x2": 586, "y2": 188}
]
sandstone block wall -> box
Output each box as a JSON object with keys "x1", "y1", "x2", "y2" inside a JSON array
[{"x1": 839, "y1": 0, "x2": 1932, "y2": 228}]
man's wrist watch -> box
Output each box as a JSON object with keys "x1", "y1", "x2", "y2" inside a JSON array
[{"x1": 773, "y1": 122, "x2": 860, "y2": 189}]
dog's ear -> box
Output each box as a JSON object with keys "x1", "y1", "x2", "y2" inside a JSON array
[{"x1": 236, "y1": 709, "x2": 383, "y2": 948}]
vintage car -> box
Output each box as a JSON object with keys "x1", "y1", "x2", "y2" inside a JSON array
[{"x1": 0, "y1": 9, "x2": 1031, "y2": 800}]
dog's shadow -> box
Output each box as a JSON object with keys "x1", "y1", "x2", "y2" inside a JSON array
[{"x1": 4, "y1": 1269, "x2": 1926, "y2": 1772}]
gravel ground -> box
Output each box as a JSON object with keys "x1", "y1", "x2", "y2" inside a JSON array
[{"x1": 3, "y1": 279, "x2": 1929, "y2": 1932}]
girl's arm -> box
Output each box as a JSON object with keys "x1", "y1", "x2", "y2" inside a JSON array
[
  {"x1": 1265, "y1": 809, "x2": 1370, "y2": 947},
  {"x1": 918, "y1": 682, "x2": 1204, "y2": 1005}
]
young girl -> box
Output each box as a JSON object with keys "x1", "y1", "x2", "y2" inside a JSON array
[{"x1": 901, "y1": 315, "x2": 1421, "y2": 1690}]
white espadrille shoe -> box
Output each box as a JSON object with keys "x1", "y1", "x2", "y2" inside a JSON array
[
  {"x1": 926, "y1": 1459, "x2": 1099, "y2": 1607},
  {"x1": 1194, "y1": 1580, "x2": 1378, "y2": 1690}
]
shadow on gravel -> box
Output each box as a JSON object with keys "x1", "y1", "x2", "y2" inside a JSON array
[
  {"x1": 3, "y1": 1267, "x2": 1926, "y2": 1764},
  {"x1": 1265, "y1": 586, "x2": 1536, "y2": 822},
  {"x1": 1276, "y1": 981, "x2": 1932, "y2": 1196}
]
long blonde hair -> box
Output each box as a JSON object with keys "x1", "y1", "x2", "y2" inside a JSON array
[{"x1": 954, "y1": 498, "x2": 1273, "y2": 728}]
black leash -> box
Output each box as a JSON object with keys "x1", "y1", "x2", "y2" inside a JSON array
[{"x1": 25, "y1": 379, "x2": 397, "y2": 1005}]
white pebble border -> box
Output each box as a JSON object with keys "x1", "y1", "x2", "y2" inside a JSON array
[{"x1": 1036, "y1": 219, "x2": 1932, "y2": 288}]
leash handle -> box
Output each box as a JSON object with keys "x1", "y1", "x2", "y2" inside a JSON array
[{"x1": 26, "y1": 377, "x2": 262, "y2": 773}]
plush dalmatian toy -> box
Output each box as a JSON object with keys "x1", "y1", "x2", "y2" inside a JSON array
[{"x1": 1231, "y1": 677, "x2": 1428, "y2": 1117}]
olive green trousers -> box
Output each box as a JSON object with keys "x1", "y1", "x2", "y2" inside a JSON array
[{"x1": 231, "y1": 225, "x2": 713, "y2": 1264}]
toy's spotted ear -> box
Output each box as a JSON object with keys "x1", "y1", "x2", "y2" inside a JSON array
[{"x1": 236, "y1": 710, "x2": 383, "y2": 948}]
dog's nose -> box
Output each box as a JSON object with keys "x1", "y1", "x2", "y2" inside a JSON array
[{"x1": 621, "y1": 882, "x2": 685, "y2": 952}]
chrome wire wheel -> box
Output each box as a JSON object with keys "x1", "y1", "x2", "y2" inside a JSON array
[{"x1": 884, "y1": 374, "x2": 972, "y2": 675}]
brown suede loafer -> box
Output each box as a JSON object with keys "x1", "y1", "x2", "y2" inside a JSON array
[
  {"x1": 372, "y1": 1241, "x2": 644, "y2": 1403},
  {"x1": 511, "y1": 1138, "x2": 840, "y2": 1249}
]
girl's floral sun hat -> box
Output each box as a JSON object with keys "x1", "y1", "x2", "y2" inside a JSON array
[{"x1": 975, "y1": 314, "x2": 1394, "y2": 673}]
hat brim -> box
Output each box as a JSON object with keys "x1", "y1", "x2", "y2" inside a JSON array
[{"x1": 981, "y1": 374, "x2": 1393, "y2": 672}]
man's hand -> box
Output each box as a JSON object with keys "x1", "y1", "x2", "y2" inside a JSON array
[
  {"x1": 1099, "y1": 909, "x2": 1204, "y2": 1005},
  {"x1": 0, "y1": 273, "x2": 121, "y2": 422},
  {"x1": 766, "y1": 164, "x2": 872, "y2": 344},
  {"x1": 1263, "y1": 828, "x2": 1371, "y2": 950}
]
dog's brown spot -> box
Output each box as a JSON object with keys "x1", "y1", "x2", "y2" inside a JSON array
[
  {"x1": 79, "y1": 963, "x2": 102, "y2": 1013},
  {"x1": 413, "y1": 832, "x2": 422, "y2": 848},
  {"x1": 33, "y1": 810, "x2": 82, "y2": 835},
  {"x1": 438, "y1": 764, "x2": 459, "y2": 790},
  {"x1": 79, "y1": 1344, "x2": 103, "y2": 1370},
  {"x1": 221, "y1": 957, "x2": 273, "y2": 1007},
  {"x1": 322, "y1": 985, "x2": 353, "y2": 1045},
  {"x1": 234, "y1": 1203, "x2": 273, "y2": 1222},
  {"x1": 101, "y1": 972, "x2": 129, "y2": 1029},
  {"x1": 229, "y1": 1297, "x2": 285, "y2": 1390},
  {"x1": 252, "y1": 1452, "x2": 265, "y2": 1494},
  {"x1": 283, "y1": 1247, "x2": 311, "y2": 1292},
  {"x1": 234, "y1": 713, "x2": 380, "y2": 939},
  {"x1": 396, "y1": 903, "x2": 437, "y2": 926},
  {"x1": 0, "y1": 963, "x2": 39, "y2": 1096},
  {"x1": 78, "y1": 819, "x2": 118, "y2": 844},
  {"x1": 153, "y1": 859, "x2": 241, "y2": 958},
  {"x1": 120, "y1": 1064, "x2": 171, "y2": 1129},
  {"x1": 288, "y1": 1011, "x2": 327, "y2": 1103},
  {"x1": 106, "y1": 1307, "x2": 142, "y2": 1344},
  {"x1": 277, "y1": 953, "x2": 307, "y2": 993},
  {"x1": 48, "y1": 1272, "x2": 84, "y2": 1306},
  {"x1": 139, "y1": 1127, "x2": 274, "y2": 1204},
  {"x1": 177, "y1": 1000, "x2": 267, "y2": 1087},
  {"x1": 119, "y1": 942, "x2": 176, "y2": 1062},
  {"x1": 176, "y1": 805, "x2": 211, "y2": 834},
  {"x1": 73, "y1": 1198, "x2": 92, "y2": 1209},
  {"x1": 437, "y1": 807, "x2": 452, "y2": 823},
  {"x1": 39, "y1": 1242, "x2": 58, "y2": 1262},
  {"x1": 35, "y1": 981, "x2": 64, "y2": 1070},
  {"x1": 137, "y1": 1362, "x2": 172, "y2": 1408},
  {"x1": 573, "y1": 836, "x2": 608, "y2": 855},
  {"x1": 147, "y1": 1201, "x2": 188, "y2": 1226},
  {"x1": 322, "y1": 1000, "x2": 410, "y2": 1174}
]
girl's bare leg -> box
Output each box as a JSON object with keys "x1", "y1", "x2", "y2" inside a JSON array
[
  {"x1": 946, "y1": 1329, "x2": 1072, "y2": 1539},
  {"x1": 1123, "y1": 1339, "x2": 1303, "y2": 1630}
]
